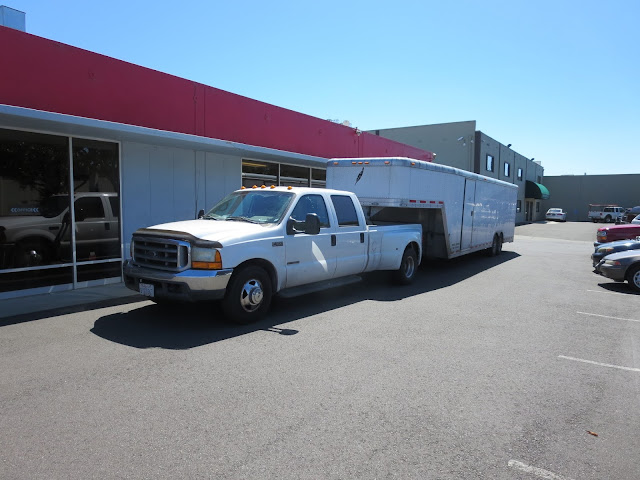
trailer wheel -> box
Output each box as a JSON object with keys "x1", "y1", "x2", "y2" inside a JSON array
[
  {"x1": 488, "y1": 234, "x2": 502, "y2": 257},
  {"x1": 392, "y1": 246, "x2": 418, "y2": 285},
  {"x1": 222, "y1": 265, "x2": 272, "y2": 324},
  {"x1": 627, "y1": 265, "x2": 640, "y2": 293}
]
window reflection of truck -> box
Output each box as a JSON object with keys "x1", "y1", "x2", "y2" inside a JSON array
[{"x1": 0, "y1": 193, "x2": 119, "y2": 268}]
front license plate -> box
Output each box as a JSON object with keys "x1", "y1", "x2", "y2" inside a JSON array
[{"x1": 139, "y1": 282, "x2": 154, "y2": 297}]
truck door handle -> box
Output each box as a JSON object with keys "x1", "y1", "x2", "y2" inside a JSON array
[
  {"x1": 360, "y1": 233, "x2": 365, "y2": 243},
  {"x1": 331, "y1": 235, "x2": 336, "y2": 246}
]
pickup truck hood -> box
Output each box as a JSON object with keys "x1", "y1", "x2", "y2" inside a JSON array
[{"x1": 145, "y1": 219, "x2": 277, "y2": 245}]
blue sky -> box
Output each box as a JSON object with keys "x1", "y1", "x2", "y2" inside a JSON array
[{"x1": 6, "y1": 0, "x2": 639, "y2": 176}]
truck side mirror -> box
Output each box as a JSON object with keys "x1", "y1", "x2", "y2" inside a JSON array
[
  {"x1": 197, "y1": 209, "x2": 205, "y2": 219},
  {"x1": 304, "y1": 213, "x2": 321, "y2": 235}
]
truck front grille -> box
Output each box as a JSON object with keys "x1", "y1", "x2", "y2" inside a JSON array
[{"x1": 133, "y1": 237, "x2": 190, "y2": 272}]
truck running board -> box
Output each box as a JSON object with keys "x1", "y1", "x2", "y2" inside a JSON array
[{"x1": 277, "y1": 275, "x2": 362, "y2": 299}]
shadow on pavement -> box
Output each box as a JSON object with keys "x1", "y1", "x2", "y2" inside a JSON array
[
  {"x1": 90, "y1": 250, "x2": 520, "y2": 349},
  {"x1": 0, "y1": 295, "x2": 146, "y2": 328},
  {"x1": 597, "y1": 282, "x2": 639, "y2": 296}
]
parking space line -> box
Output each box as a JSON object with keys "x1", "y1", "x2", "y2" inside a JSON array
[
  {"x1": 586, "y1": 289, "x2": 638, "y2": 297},
  {"x1": 577, "y1": 311, "x2": 640, "y2": 323},
  {"x1": 508, "y1": 459, "x2": 573, "y2": 479},
  {"x1": 559, "y1": 355, "x2": 640, "y2": 372}
]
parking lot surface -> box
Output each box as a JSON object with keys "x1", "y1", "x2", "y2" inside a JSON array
[{"x1": 1, "y1": 222, "x2": 638, "y2": 479}]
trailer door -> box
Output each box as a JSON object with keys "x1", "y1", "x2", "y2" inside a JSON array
[{"x1": 461, "y1": 179, "x2": 476, "y2": 250}]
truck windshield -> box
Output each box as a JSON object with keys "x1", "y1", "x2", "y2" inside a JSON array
[{"x1": 203, "y1": 191, "x2": 295, "y2": 224}]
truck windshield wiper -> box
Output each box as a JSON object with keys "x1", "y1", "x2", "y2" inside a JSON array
[
  {"x1": 226, "y1": 216, "x2": 259, "y2": 224},
  {"x1": 202, "y1": 214, "x2": 218, "y2": 220}
]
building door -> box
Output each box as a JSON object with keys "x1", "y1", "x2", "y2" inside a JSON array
[{"x1": 526, "y1": 201, "x2": 533, "y2": 222}]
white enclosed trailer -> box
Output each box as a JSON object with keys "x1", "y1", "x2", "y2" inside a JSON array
[{"x1": 326, "y1": 158, "x2": 517, "y2": 259}]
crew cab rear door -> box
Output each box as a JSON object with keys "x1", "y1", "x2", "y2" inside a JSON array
[
  {"x1": 284, "y1": 194, "x2": 337, "y2": 288},
  {"x1": 329, "y1": 194, "x2": 368, "y2": 278}
]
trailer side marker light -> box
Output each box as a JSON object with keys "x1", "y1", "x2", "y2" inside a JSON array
[
  {"x1": 384, "y1": 161, "x2": 390, "y2": 165},
  {"x1": 352, "y1": 162, "x2": 357, "y2": 164},
  {"x1": 365, "y1": 162, "x2": 370, "y2": 164},
  {"x1": 420, "y1": 200, "x2": 426, "y2": 203},
  {"x1": 411, "y1": 162, "x2": 416, "y2": 165},
  {"x1": 333, "y1": 162, "x2": 339, "y2": 165},
  {"x1": 430, "y1": 201, "x2": 436, "y2": 204},
  {"x1": 409, "y1": 200, "x2": 417, "y2": 203},
  {"x1": 439, "y1": 201, "x2": 444, "y2": 204},
  {"x1": 358, "y1": 162, "x2": 363, "y2": 164},
  {"x1": 270, "y1": 185, "x2": 276, "y2": 189}
]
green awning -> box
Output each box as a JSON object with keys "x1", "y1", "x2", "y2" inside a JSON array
[{"x1": 525, "y1": 180, "x2": 550, "y2": 200}]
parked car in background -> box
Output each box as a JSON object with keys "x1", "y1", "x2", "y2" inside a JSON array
[
  {"x1": 595, "y1": 224, "x2": 640, "y2": 246},
  {"x1": 545, "y1": 208, "x2": 567, "y2": 222},
  {"x1": 595, "y1": 250, "x2": 640, "y2": 293},
  {"x1": 592, "y1": 238, "x2": 640, "y2": 267},
  {"x1": 622, "y1": 206, "x2": 640, "y2": 223},
  {"x1": 588, "y1": 205, "x2": 625, "y2": 223}
]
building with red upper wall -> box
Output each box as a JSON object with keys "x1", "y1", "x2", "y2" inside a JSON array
[{"x1": 0, "y1": 14, "x2": 434, "y2": 298}]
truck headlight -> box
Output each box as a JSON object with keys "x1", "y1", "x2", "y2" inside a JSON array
[{"x1": 192, "y1": 247, "x2": 222, "y2": 270}]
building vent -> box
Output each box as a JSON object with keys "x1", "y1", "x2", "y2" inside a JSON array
[{"x1": 0, "y1": 6, "x2": 26, "y2": 31}]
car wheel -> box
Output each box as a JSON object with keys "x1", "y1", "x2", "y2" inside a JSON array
[
  {"x1": 604, "y1": 215, "x2": 612, "y2": 223},
  {"x1": 627, "y1": 264, "x2": 640, "y2": 293},
  {"x1": 392, "y1": 246, "x2": 418, "y2": 285},
  {"x1": 222, "y1": 265, "x2": 272, "y2": 324}
]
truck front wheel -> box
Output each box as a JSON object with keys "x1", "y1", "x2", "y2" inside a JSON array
[
  {"x1": 222, "y1": 265, "x2": 272, "y2": 324},
  {"x1": 392, "y1": 246, "x2": 418, "y2": 285}
]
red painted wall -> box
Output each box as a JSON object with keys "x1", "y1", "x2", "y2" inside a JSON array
[{"x1": 0, "y1": 26, "x2": 433, "y2": 161}]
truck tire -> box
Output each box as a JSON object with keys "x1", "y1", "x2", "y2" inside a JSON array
[
  {"x1": 392, "y1": 246, "x2": 418, "y2": 285},
  {"x1": 604, "y1": 215, "x2": 612, "y2": 223},
  {"x1": 222, "y1": 265, "x2": 272, "y2": 324},
  {"x1": 627, "y1": 265, "x2": 640, "y2": 293}
]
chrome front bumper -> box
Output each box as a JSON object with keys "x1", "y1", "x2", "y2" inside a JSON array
[{"x1": 123, "y1": 260, "x2": 233, "y2": 301}]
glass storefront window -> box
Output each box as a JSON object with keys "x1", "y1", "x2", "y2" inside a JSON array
[
  {"x1": 242, "y1": 160, "x2": 278, "y2": 187},
  {"x1": 0, "y1": 129, "x2": 121, "y2": 294},
  {"x1": 280, "y1": 164, "x2": 310, "y2": 187}
]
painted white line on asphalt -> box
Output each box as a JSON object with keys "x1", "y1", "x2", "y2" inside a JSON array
[
  {"x1": 587, "y1": 289, "x2": 636, "y2": 297},
  {"x1": 559, "y1": 355, "x2": 640, "y2": 372},
  {"x1": 508, "y1": 460, "x2": 573, "y2": 480},
  {"x1": 577, "y1": 311, "x2": 640, "y2": 323}
]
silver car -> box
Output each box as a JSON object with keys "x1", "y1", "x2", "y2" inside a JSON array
[{"x1": 595, "y1": 250, "x2": 640, "y2": 293}]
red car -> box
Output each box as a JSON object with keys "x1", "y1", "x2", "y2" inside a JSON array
[{"x1": 596, "y1": 224, "x2": 640, "y2": 245}]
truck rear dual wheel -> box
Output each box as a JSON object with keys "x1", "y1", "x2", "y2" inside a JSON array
[
  {"x1": 392, "y1": 246, "x2": 418, "y2": 285},
  {"x1": 222, "y1": 265, "x2": 272, "y2": 324}
]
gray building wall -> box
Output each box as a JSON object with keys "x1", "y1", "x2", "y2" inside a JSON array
[
  {"x1": 540, "y1": 174, "x2": 640, "y2": 222},
  {"x1": 371, "y1": 121, "x2": 476, "y2": 171},
  {"x1": 371, "y1": 122, "x2": 545, "y2": 224}
]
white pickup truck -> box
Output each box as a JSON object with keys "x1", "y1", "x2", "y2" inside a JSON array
[{"x1": 123, "y1": 187, "x2": 422, "y2": 323}]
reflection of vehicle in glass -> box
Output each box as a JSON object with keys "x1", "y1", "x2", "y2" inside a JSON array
[
  {"x1": 632, "y1": 214, "x2": 640, "y2": 225},
  {"x1": 545, "y1": 208, "x2": 567, "y2": 222},
  {"x1": 595, "y1": 249, "x2": 640, "y2": 293},
  {"x1": 0, "y1": 193, "x2": 119, "y2": 268}
]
